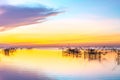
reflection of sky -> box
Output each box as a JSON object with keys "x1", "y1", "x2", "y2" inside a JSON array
[
  {"x1": 1, "y1": 48, "x2": 120, "y2": 80},
  {"x1": 0, "y1": 66, "x2": 53, "y2": 80},
  {"x1": 54, "y1": 75, "x2": 120, "y2": 80}
]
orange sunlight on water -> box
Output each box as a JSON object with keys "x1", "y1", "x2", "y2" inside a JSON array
[{"x1": 0, "y1": 48, "x2": 119, "y2": 77}]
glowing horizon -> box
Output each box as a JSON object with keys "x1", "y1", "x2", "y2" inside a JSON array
[{"x1": 0, "y1": 0, "x2": 120, "y2": 46}]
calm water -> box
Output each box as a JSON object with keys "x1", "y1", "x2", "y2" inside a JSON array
[{"x1": 0, "y1": 48, "x2": 120, "y2": 80}]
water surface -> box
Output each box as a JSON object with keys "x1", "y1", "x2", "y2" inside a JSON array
[{"x1": 0, "y1": 48, "x2": 120, "y2": 80}]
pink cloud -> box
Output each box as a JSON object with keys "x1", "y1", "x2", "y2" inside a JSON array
[{"x1": 0, "y1": 5, "x2": 61, "y2": 31}]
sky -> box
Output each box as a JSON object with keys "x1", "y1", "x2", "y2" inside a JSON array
[{"x1": 0, "y1": 0, "x2": 120, "y2": 46}]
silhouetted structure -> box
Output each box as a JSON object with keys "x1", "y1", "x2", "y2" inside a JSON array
[
  {"x1": 62, "y1": 47, "x2": 81, "y2": 58},
  {"x1": 4, "y1": 48, "x2": 10, "y2": 56},
  {"x1": 83, "y1": 49, "x2": 103, "y2": 62},
  {"x1": 3, "y1": 48, "x2": 16, "y2": 56},
  {"x1": 62, "y1": 47, "x2": 108, "y2": 61},
  {"x1": 116, "y1": 50, "x2": 120, "y2": 65}
]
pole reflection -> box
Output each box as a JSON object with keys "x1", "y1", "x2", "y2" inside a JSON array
[
  {"x1": 1, "y1": 48, "x2": 17, "y2": 56},
  {"x1": 116, "y1": 50, "x2": 120, "y2": 65},
  {"x1": 62, "y1": 47, "x2": 120, "y2": 67}
]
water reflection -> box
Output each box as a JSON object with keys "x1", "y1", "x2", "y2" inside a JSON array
[
  {"x1": 0, "y1": 47, "x2": 120, "y2": 80},
  {"x1": 116, "y1": 50, "x2": 120, "y2": 65},
  {"x1": 62, "y1": 47, "x2": 120, "y2": 66},
  {"x1": 0, "y1": 68, "x2": 53, "y2": 80},
  {"x1": 0, "y1": 48, "x2": 56, "y2": 80},
  {"x1": 2, "y1": 48, "x2": 17, "y2": 56}
]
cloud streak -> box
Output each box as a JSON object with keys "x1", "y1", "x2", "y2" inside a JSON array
[{"x1": 0, "y1": 4, "x2": 61, "y2": 31}]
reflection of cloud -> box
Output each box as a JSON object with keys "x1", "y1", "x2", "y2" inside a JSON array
[
  {"x1": 0, "y1": 68, "x2": 55, "y2": 80},
  {"x1": 0, "y1": 4, "x2": 61, "y2": 31}
]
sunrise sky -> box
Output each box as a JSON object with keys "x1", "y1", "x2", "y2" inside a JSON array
[{"x1": 0, "y1": 0, "x2": 120, "y2": 46}]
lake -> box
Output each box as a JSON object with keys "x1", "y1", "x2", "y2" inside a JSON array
[{"x1": 0, "y1": 48, "x2": 120, "y2": 80}]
